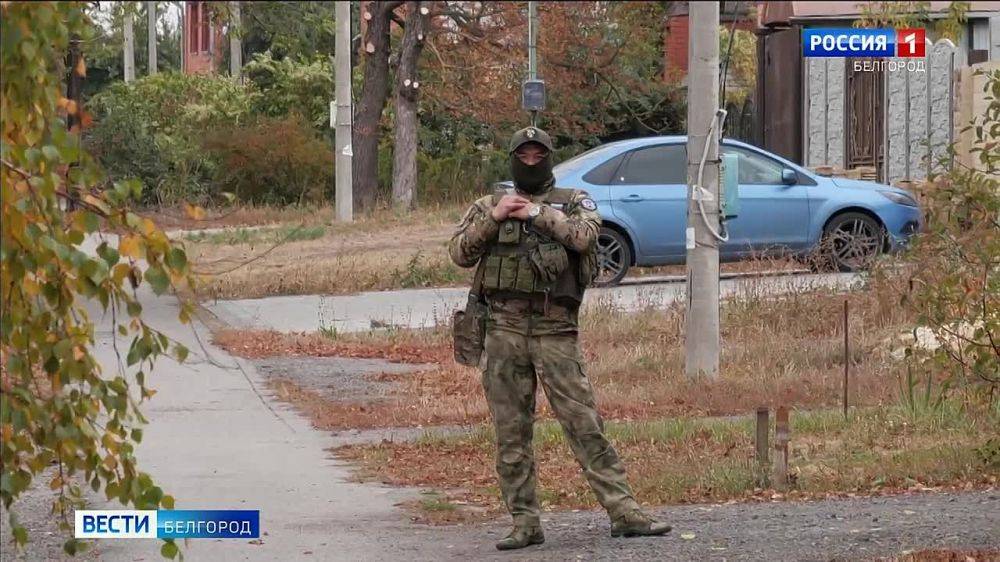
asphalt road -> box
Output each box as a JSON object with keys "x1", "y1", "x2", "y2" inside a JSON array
[{"x1": 207, "y1": 271, "x2": 862, "y2": 334}]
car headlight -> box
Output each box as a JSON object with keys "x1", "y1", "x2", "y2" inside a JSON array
[{"x1": 879, "y1": 191, "x2": 918, "y2": 207}]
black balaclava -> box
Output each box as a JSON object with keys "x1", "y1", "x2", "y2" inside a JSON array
[{"x1": 509, "y1": 127, "x2": 555, "y2": 195}]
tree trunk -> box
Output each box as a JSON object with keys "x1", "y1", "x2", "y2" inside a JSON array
[
  {"x1": 353, "y1": 1, "x2": 402, "y2": 212},
  {"x1": 391, "y1": 2, "x2": 426, "y2": 211}
]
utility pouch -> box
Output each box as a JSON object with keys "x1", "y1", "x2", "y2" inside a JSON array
[
  {"x1": 529, "y1": 242, "x2": 569, "y2": 285},
  {"x1": 453, "y1": 260, "x2": 488, "y2": 367},
  {"x1": 498, "y1": 220, "x2": 522, "y2": 244}
]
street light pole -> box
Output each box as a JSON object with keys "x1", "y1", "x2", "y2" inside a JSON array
[
  {"x1": 527, "y1": 1, "x2": 538, "y2": 126},
  {"x1": 147, "y1": 1, "x2": 157, "y2": 74},
  {"x1": 684, "y1": 1, "x2": 721, "y2": 379},
  {"x1": 335, "y1": 0, "x2": 354, "y2": 222},
  {"x1": 124, "y1": 8, "x2": 136, "y2": 82}
]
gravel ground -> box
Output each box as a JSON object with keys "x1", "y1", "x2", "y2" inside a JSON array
[
  {"x1": 422, "y1": 490, "x2": 1000, "y2": 561},
  {"x1": 6, "y1": 484, "x2": 995, "y2": 561},
  {"x1": 253, "y1": 355, "x2": 430, "y2": 402}
]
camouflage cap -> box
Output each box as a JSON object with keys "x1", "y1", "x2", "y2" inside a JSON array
[{"x1": 508, "y1": 126, "x2": 554, "y2": 153}]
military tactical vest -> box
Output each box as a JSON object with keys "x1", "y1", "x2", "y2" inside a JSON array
[{"x1": 479, "y1": 187, "x2": 594, "y2": 305}]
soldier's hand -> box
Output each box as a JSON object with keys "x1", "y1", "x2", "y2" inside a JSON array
[
  {"x1": 508, "y1": 203, "x2": 540, "y2": 220},
  {"x1": 491, "y1": 195, "x2": 530, "y2": 222}
]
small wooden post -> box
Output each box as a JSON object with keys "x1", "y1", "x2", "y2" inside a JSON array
[
  {"x1": 755, "y1": 407, "x2": 769, "y2": 464},
  {"x1": 843, "y1": 299, "x2": 849, "y2": 419},
  {"x1": 755, "y1": 407, "x2": 770, "y2": 486},
  {"x1": 773, "y1": 406, "x2": 789, "y2": 490}
]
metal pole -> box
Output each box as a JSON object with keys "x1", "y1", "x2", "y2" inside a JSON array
[
  {"x1": 905, "y1": 68, "x2": 911, "y2": 181},
  {"x1": 527, "y1": 1, "x2": 537, "y2": 126},
  {"x1": 528, "y1": 1, "x2": 537, "y2": 80},
  {"x1": 684, "y1": 1, "x2": 721, "y2": 379},
  {"x1": 124, "y1": 9, "x2": 136, "y2": 82},
  {"x1": 335, "y1": 0, "x2": 354, "y2": 222},
  {"x1": 843, "y1": 299, "x2": 849, "y2": 419},
  {"x1": 229, "y1": 1, "x2": 242, "y2": 79},
  {"x1": 147, "y1": 2, "x2": 157, "y2": 74}
]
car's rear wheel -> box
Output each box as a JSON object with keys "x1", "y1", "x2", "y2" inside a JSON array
[
  {"x1": 595, "y1": 227, "x2": 631, "y2": 286},
  {"x1": 818, "y1": 212, "x2": 885, "y2": 272}
]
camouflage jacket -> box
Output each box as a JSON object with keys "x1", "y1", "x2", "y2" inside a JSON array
[
  {"x1": 448, "y1": 186, "x2": 601, "y2": 334},
  {"x1": 448, "y1": 187, "x2": 600, "y2": 268}
]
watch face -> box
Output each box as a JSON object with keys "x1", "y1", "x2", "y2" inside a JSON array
[{"x1": 530, "y1": 205, "x2": 541, "y2": 217}]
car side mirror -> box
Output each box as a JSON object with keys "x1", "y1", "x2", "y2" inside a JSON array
[{"x1": 781, "y1": 168, "x2": 797, "y2": 185}]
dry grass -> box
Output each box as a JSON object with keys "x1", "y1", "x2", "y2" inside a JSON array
[
  {"x1": 215, "y1": 273, "x2": 922, "y2": 430},
  {"x1": 336, "y1": 406, "x2": 998, "y2": 514},
  {"x1": 146, "y1": 204, "x2": 335, "y2": 231},
  {"x1": 184, "y1": 203, "x2": 810, "y2": 299},
  {"x1": 188, "y1": 204, "x2": 470, "y2": 299}
]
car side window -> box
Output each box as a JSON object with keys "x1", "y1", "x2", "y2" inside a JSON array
[
  {"x1": 582, "y1": 154, "x2": 626, "y2": 185},
  {"x1": 614, "y1": 144, "x2": 687, "y2": 185},
  {"x1": 722, "y1": 146, "x2": 785, "y2": 184}
]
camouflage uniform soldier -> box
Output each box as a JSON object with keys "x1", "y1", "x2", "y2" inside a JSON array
[{"x1": 449, "y1": 127, "x2": 671, "y2": 550}]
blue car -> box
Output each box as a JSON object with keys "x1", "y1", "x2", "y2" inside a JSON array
[{"x1": 529, "y1": 137, "x2": 922, "y2": 285}]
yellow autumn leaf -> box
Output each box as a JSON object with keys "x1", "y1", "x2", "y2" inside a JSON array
[
  {"x1": 183, "y1": 202, "x2": 206, "y2": 220},
  {"x1": 22, "y1": 278, "x2": 39, "y2": 297},
  {"x1": 141, "y1": 218, "x2": 157, "y2": 236},
  {"x1": 119, "y1": 235, "x2": 142, "y2": 259},
  {"x1": 75, "y1": 55, "x2": 86, "y2": 77},
  {"x1": 112, "y1": 263, "x2": 131, "y2": 283}
]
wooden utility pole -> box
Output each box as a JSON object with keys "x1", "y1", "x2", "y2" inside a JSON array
[
  {"x1": 124, "y1": 8, "x2": 136, "y2": 82},
  {"x1": 335, "y1": 0, "x2": 354, "y2": 222},
  {"x1": 229, "y1": 1, "x2": 242, "y2": 79},
  {"x1": 147, "y1": 1, "x2": 157, "y2": 74},
  {"x1": 684, "y1": 1, "x2": 721, "y2": 378}
]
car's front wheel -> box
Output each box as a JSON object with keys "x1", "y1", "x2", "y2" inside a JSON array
[
  {"x1": 594, "y1": 227, "x2": 631, "y2": 286},
  {"x1": 817, "y1": 212, "x2": 885, "y2": 272}
]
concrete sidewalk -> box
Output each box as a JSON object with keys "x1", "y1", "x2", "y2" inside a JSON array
[
  {"x1": 206, "y1": 272, "x2": 861, "y2": 334},
  {"x1": 83, "y1": 290, "x2": 442, "y2": 561}
]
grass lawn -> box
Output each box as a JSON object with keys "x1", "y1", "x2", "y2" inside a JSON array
[
  {"x1": 335, "y1": 405, "x2": 997, "y2": 515},
  {"x1": 215, "y1": 279, "x2": 918, "y2": 430},
  {"x1": 211, "y1": 265, "x2": 999, "y2": 521},
  {"x1": 184, "y1": 204, "x2": 804, "y2": 299}
]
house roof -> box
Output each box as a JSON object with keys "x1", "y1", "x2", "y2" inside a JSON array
[{"x1": 759, "y1": 1, "x2": 1000, "y2": 26}]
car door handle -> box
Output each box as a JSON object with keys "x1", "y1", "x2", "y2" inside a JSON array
[{"x1": 619, "y1": 194, "x2": 644, "y2": 202}]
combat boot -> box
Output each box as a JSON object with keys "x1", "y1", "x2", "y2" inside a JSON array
[
  {"x1": 610, "y1": 509, "x2": 672, "y2": 538},
  {"x1": 495, "y1": 525, "x2": 545, "y2": 550}
]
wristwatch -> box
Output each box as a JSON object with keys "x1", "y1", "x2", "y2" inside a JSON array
[{"x1": 528, "y1": 204, "x2": 542, "y2": 220}]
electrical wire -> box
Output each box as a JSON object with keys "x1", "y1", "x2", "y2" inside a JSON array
[{"x1": 693, "y1": 108, "x2": 729, "y2": 243}]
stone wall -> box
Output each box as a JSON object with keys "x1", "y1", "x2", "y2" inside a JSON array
[{"x1": 804, "y1": 36, "x2": 968, "y2": 185}]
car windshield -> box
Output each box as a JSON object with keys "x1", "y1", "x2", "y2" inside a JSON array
[{"x1": 552, "y1": 143, "x2": 623, "y2": 179}]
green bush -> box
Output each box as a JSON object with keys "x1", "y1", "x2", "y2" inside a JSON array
[
  {"x1": 86, "y1": 72, "x2": 257, "y2": 204},
  {"x1": 244, "y1": 51, "x2": 333, "y2": 133},
  {"x1": 203, "y1": 114, "x2": 333, "y2": 205}
]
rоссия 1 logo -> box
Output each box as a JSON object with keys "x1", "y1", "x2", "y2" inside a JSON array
[{"x1": 803, "y1": 28, "x2": 926, "y2": 58}]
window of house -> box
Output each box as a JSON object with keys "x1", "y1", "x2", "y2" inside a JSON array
[
  {"x1": 201, "y1": 4, "x2": 211, "y2": 53},
  {"x1": 189, "y1": 3, "x2": 199, "y2": 53}
]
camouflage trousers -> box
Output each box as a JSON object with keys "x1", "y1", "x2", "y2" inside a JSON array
[{"x1": 482, "y1": 326, "x2": 640, "y2": 527}]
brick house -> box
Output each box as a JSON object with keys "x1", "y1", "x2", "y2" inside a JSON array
[
  {"x1": 182, "y1": 1, "x2": 225, "y2": 74},
  {"x1": 663, "y1": 1, "x2": 756, "y2": 80}
]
